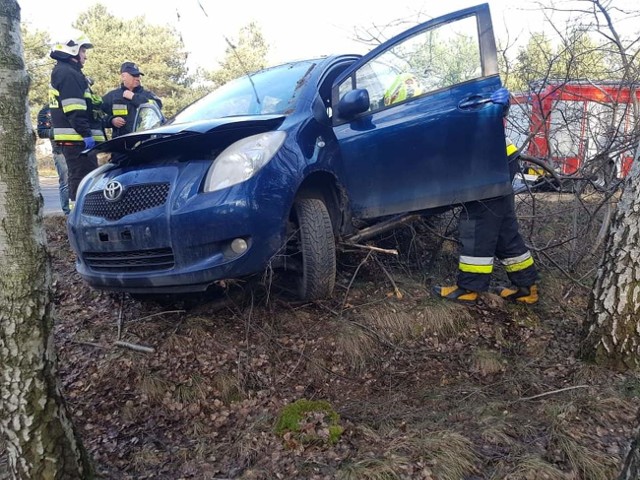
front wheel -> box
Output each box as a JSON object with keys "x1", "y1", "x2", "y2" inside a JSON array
[{"x1": 287, "y1": 197, "x2": 336, "y2": 301}]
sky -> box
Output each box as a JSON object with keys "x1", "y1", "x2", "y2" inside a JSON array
[{"x1": 18, "y1": 0, "x2": 639, "y2": 72}]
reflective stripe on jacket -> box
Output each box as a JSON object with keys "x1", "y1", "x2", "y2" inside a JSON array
[
  {"x1": 102, "y1": 85, "x2": 163, "y2": 138},
  {"x1": 49, "y1": 60, "x2": 106, "y2": 144}
]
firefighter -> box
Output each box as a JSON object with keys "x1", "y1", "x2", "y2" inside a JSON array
[
  {"x1": 383, "y1": 72, "x2": 424, "y2": 106},
  {"x1": 101, "y1": 61, "x2": 163, "y2": 139},
  {"x1": 49, "y1": 32, "x2": 105, "y2": 205},
  {"x1": 432, "y1": 87, "x2": 539, "y2": 304}
]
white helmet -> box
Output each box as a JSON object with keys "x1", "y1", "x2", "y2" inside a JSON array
[{"x1": 50, "y1": 33, "x2": 93, "y2": 59}]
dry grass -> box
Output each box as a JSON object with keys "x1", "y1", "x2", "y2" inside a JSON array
[
  {"x1": 212, "y1": 372, "x2": 243, "y2": 404},
  {"x1": 337, "y1": 456, "x2": 412, "y2": 480},
  {"x1": 174, "y1": 374, "x2": 209, "y2": 404},
  {"x1": 471, "y1": 348, "x2": 505, "y2": 376},
  {"x1": 342, "y1": 426, "x2": 479, "y2": 480},
  {"x1": 416, "y1": 301, "x2": 470, "y2": 336},
  {"x1": 553, "y1": 431, "x2": 619, "y2": 480},
  {"x1": 546, "y1": 401, "x2": 620, "y2": 480},
  {"x1": 332, "y1": 322, "x2": 380, "y2": 372},
  {"x1": 360, "y1": 306, "x2": 425, "y2": 344},
  {"x1": 399, "y1": 430, "x2": 479, "y2": 479},
  {"x1": 223, "y1": 413, "x2": 278, "y2": 469},
  {"x1": 502, "y1": 454, "x2": 569, "y2": 479},
  {"x1": 138, "y1": 371, "x2": 173, "y2": 405},
  {"x1": 332, "y1": 300, "x2": 469, "y2": 372},
  {"x1": 478, "y1": 414, "x2": 516, "y2": 446},
  {"x1": 129, "y1": 444, "x2": 164, "y2": 471}
]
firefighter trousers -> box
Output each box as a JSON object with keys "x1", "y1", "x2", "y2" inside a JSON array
[
  {"x1": 456, "y1": 194, "x2": 537, "y2": 292},
  {"x1": 62, "y1": 144, "x2": 99, "y2": 201}
]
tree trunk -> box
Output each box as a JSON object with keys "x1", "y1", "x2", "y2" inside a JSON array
[
  {"x1": 619, "y1": 450, "x2": 640, "y2": 479},
  {"x1": 618, "y1": 416, "x2": 640, "y2": 480},
  {"x1": 580, "y1": 143, "x2": 640, "y2": 370},
  {"x1": 0, "y1": 1, "x2": 92, "y2": 478}
]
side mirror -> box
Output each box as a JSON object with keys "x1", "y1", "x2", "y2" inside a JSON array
[{"x1": 336, "y1": 89, "x2": 370, "y2": 119}]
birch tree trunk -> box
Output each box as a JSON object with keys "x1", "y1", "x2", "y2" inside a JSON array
[
  {"x1": 0, "y1": 0, "x2": 92, "y2": 478},
  {"x1": 581, "y1": 150, "x2": 640, "y2": 370},
  {"x1": 618, "y1": 416, "x2": 640, "y2": 480}
]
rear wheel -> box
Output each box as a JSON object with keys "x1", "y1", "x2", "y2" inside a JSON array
[{"x1": 286, "y1": 197, "x2": 336, "y2": 301}]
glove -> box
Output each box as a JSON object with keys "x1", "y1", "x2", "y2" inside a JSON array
[
  {"x1": 490, "y1": 87, "x2": 510, "y2": 106},
  {"x1": 83, "y1": 137, "x2": 96, "y2": 150}
]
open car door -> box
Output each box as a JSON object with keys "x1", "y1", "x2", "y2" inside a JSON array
[
  {"x1": 133, "y1": 103, "x2": 165, "y2": 133},
  {"x1": 331, "y1": 3, "x2": 511, "y2": 219}
]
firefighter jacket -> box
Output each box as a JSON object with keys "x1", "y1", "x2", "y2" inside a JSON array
[
  {"x1": 49, "y1": 60, "x2": 106, "y2": 145},
  {"x1": 102, "y1": 85, "x2": 163, "y2": 138}
]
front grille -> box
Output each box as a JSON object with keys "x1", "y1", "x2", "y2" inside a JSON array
[
  {"x1": 83, "y1": 183, "x2": 170, "y2": 220},
  {"x1": 83, "y1": 248, "x2": 174, "y2": 272}
]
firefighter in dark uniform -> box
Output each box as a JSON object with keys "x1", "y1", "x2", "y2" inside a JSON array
[
  {"x1": 49, "y1": 33, "x2": 105, "y2": 205},
  {"x1": 101, "y1": 62, "x2": 163, "y2": 139},
  {"x1": 433, "y1": 87, "x2": 539, "y2": 304}
]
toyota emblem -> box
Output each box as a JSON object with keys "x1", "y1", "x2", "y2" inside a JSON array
[{"x1": 103, "y1": 180, "x2": 124, "y2": 201}]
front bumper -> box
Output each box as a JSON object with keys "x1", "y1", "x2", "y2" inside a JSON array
[{"x1": 67, "y1": 162, "x2": 289, "y2": 293}]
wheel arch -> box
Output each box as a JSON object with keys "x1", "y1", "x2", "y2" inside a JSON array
[{"x1": 293, "y1": 171, "x2": 351, "y2": 236}]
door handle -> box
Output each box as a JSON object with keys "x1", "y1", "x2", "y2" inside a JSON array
[{"x1": 458, "y1": 96, "x2": 492, "y2": 110}]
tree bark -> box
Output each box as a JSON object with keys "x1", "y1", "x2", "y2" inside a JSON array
[
  {"x1": 618, "y1": 410, "x2": 640, "y2": 479},
  {"x1": 0, "y1": 0, "x2": 92, "y2": 478},
  {"x1": 581, "y1": 163, "x2": 640, "y2": 370}
]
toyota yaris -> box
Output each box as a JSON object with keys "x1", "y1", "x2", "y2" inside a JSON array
[{"x1": 68, "y1": 4, "x2": 512, "y2": 300}]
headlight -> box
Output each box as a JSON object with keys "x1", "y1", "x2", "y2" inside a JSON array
[{"x1": 204, "y1": 131, "x2": 286, "y2": 193}]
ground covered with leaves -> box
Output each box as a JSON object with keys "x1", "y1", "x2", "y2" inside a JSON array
[{"x1": 23, "y1": 206, "x2": 640, "y2": 478}]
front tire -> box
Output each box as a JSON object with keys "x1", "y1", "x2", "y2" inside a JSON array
[{"x1": 290, "y1": 197, "x2": 336, "y2": 301}]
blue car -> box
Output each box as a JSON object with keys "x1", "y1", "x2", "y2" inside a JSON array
[{"x1": 68, "y1": 3, "x2": 511, "y2": 300}]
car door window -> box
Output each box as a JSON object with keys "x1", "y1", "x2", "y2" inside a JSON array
[{"x1": 339, "y1": 15, "x2": 482, "y2": 113}]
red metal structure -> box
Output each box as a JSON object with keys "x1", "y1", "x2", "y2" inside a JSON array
[{"x1": 507, "y1": 80, "x2": 640, "y2": 178}]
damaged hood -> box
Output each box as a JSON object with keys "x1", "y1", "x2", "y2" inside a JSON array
[{"x1": 95, "y1": 114, "x2": 286, "y2": 156}]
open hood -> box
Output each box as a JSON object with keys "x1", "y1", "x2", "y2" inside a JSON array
[{"x1": 95, "y1": 114, "x2": 286, "y2": 156}]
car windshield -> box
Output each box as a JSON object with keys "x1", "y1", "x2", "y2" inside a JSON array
[{"x1": 172, "y1": 60, "x2": 318, "y2": 124}]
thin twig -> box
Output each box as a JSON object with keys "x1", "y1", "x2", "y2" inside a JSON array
[
  {"x1": 340, "y1": 243, "x2": 398, "y2": 255},
  {"x1": 73, "y1": 340, "x2": 107, "y2": 349},
  {"x1": 126, "y1": 309, "x2": 186, "y2": 324},
  {"x1": 538, "y1": 250, "x2": 591, "y2": 290},
  {"x1": 114, "y1": 341, "x2": 155, "y2": 353},
  {"x1": 341, "y1": 250, "x2": 374, "y2": 313},
  {"x1": 374, "y1": 256, "x2": 403, "y2": 299},
  {"x1": 117, "y1": 292, "x2": 125, "y2": 340},
  {"x1": 518, "y1": 385, "x2": 590, "y2": 402}
]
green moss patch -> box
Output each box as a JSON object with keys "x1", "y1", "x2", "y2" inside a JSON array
[{"x1": 275, "y1": 399, "x2": 344, "y2": 446}]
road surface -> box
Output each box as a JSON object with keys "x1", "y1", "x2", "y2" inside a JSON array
[{"x1": 39, "y1": 175, "x2": 65, "y2": 216}]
